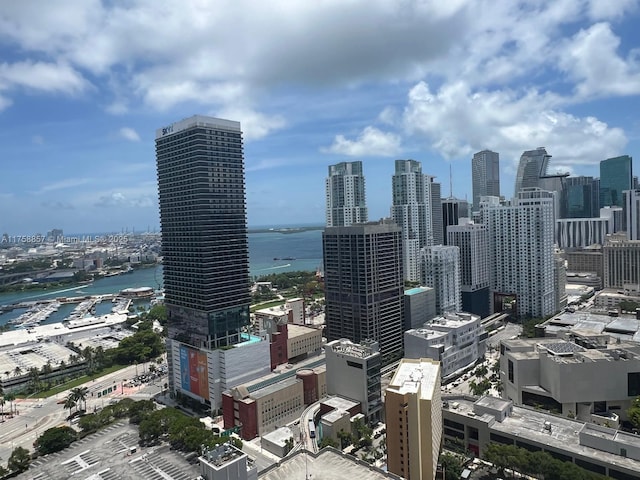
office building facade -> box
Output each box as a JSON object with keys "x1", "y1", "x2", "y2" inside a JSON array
[
  {"x1": 556, "y1": 216, "x2": 615, "y2": 249},
  {"x1": 481, "y1": 189, "x2": 557, "y2": 319},
  {"x1": 514, "y1": 148, "x2": 567, "y2": 219},
  {"x1": 326, "y1": 161, "x2": 368, "y2": 227},
  {"x1": 623, "y1": 189, "x2": 640, "y2": 240},
  {"x1": 441, "y1": 197, "x2": 469, "y2": 245},
  {"x1": 420, "y1": 245, "x2": 461, "y2": 315},
  {"x1": 600, "y1": 155, "x2": 633, "y2": 208},
  {"x1": 447, "y1": 219, "x2": 490, "y2": 318},
  {"x1": 563, "y1": 176, "x2": 599, "y2": 218},
  {"x1": 323, "y1": 221, "x2": 404, "y2": 364},
  {"x1": 404, "y1": 312, "x2": 486, "y2": 378},
  {"x1": 385, "y1": 358, "x2": 442, "y2": 480},
  {"x1": 391, "y1": 159, "x2": 442, "y2": 281},
  {"x1": 404, "y1": 286, "x2": 437, "y2": 331},
  {"x1": 156, "y1": 116, "x2": 256, "y2": 405},
  {"x1": 603, "y1": 233, "x2": 640, "y2": 289},
  {"x1": 472, "y1": 150, "x2": 500, "y2": 212}
]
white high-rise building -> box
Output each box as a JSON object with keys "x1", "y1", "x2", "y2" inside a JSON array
[
  {"x1": 447, "y1": 218, "x2": 490, "y2": 318},
  {"x1": 326, "y1": 161, "x2": 368, "y2": 227},
  {"x1": 420, "y1": 245, "x2": 461, "y2": 314},
  {"x1": 472, "y1": 150, "x2": 500, "y2": 212},
  {"x1": 623, "y1": 189, "x2": 640, "y2": 240},
  {"x1": 481, "y1": 189, "x2": 557, "y2": 318},
  {"x1": 391, "y1": 159, "x2": 442, "y2": 282}
]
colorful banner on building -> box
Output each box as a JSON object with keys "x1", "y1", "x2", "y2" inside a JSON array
[{"x1": 179, "y1": 345, "x2": 210, "y2": 401}]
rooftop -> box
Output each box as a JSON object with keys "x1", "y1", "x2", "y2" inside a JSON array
[
  {"x1": 322, "y1": 395, "x2": 360, "y2": 412},
  {"x1": 287, "y1": 324, "x2": 319, "y2": 338},
  {"x1": 259, "y1": 448, "x2": 402, "y2": 480},
  {"x1": 405, "y1": 286, "x2": 432, "y2": 296},
  {"x1": 388, "y1": 358, "x2": 440, "y2": 398},
  {"x1": 325, "y1": 338, "x2": 379, "y2": 358},
  {"x1": 445, "y1": 396, "x2": 640, "y2": 473},
  {"x1": 262, "y1": 427, "x2": 295, "y2": 447}
]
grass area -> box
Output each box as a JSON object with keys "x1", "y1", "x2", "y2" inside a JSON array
[
  {"x1": 250, "y1": 299, "x2": 286, "y2": 312},
  {"x1": 22, "y1": 364, "x2": 129, "y2": 399}
]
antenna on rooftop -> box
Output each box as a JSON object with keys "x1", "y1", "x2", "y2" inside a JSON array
[{"x1": 449, "y1": 163, "x2": 453, "y2": 198}]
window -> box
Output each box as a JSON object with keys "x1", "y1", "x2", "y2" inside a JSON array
[
  {"x1": 508, "y1": 360, "x2": 514, "y2": 383},
  {"x1": 628, "y1": 372, "x2": 640, "y2": 397}
]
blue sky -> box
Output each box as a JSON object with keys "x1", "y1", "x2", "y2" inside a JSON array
[{"x1": 1, "y1": 0, "x2": 640, "y2": 234}]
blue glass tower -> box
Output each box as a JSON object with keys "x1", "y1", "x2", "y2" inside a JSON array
[{"x1": 600, "y1": 155, "x2": 633, "y2": 208}]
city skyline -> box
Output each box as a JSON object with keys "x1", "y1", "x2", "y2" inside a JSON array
[{"x1": 1, "y1": 1, "x2": 640, "y2": 233}]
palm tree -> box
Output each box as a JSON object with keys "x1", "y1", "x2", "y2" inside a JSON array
[
  {"x1": 5, "y1": 392, "x2": 15, "y2": 417},
  {"x1": 63, "y1": 394, "x2": 76, "y2": 420},
  {"x1": 0, "y1": 397, "x2": 5, "y2": 421},
  {"x1": 13, "y1": 366, "x2": 22, "y2": 377},
  {"x1": 82, "y1": 346, "x2": 94, "y2": 372},
  {"x1": 71, "y1": 386, "x2": 88, "y2": 412}
]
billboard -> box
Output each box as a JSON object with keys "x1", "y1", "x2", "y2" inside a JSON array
[{"x1": 179, "y1": 345, "x2": 210, "y2": 401}]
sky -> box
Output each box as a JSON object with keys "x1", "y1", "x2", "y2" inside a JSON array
[{"x1": 1, "y1": 0, "x2": 640, "y2": 234}]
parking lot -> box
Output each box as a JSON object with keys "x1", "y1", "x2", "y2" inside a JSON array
[{"x1": 18, "y1": 421, "x2": 200, "y2": 480}]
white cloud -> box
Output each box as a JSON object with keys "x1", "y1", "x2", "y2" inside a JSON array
[
  {"x1": 0, "y1": 61, "x2": 88, "y2": 95},
  {"x1": 402, "y1": 81, "x2": 627, "y2": 169},
  {"x1": 215, "y1": 106, "x2": 286, "y2": 141},
  {"x1": 324, "y1": 126, "x2": 402, "y2": 157},
  {"x1": 586, "y1": 0, "x2": 639, "y2": 20},
  {"x1": 33, "y1": 178, "x2": 91, "y2": 194},
  {"x1": 118, "y1": 127, "x2": 141, "y2": 142},
  {"x1": 558, "y1": 22, "x2": 640, "y2": 98}
]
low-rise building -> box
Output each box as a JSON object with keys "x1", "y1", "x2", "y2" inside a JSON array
[
  {"x1": 199, "y1": 442, "x2": 257, "y2": 480},
  {"x1": 442, "y1": 395, "x2": 640, "y2": 479},
  {"x1": 261, "y1": 427, "x2": 295, "y2": 458},
  {"x1": 500, "y1": 338, "x2": 640, "y2": 422},
  {"x1": 222, "y1": 355, "x2": 326, "y2": 440},
  {"x1": 404, "y1": 312, "x2": 487, "y2": 378}
]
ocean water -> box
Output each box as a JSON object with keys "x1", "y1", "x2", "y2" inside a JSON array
[{"x1": 0, "y1": 229, "x2": 323, "y2": 313}]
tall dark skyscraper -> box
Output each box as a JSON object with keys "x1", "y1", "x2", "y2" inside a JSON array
[
  {"x1": 472, "y1": 150, "x2": 500, "y2": 211},
  {"x1": 156, "y1": 115, "x2": 251, "y2": 351},
  {"x1": 600, "y1": 155, "x2": 633, "y2": 208},
  {"x1": 323, "y1": 221, "x2": 404, "y2": 364},
  {"x1": 562, "y1": 176, "x2": 599, "y2": 218}
]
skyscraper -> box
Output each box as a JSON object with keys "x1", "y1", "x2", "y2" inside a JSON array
[
  {"x1": 391, "y1": 159, "x2": 442, "y2": 282},
  {"x1": 472, "y1": 150, "x2": 500, "y2": 211},
  {"x1": 603, "y1": 234, "x2": 640, "y2": 289},
  {"x1": 419, "y1": 245, "x2": 461, "y2": 315},
  {"x1": 481, "y1": 189, "x2": 557, "y2": 319},
  {"x1": 447, "y1": 219, "x2": 490, "y2": 318},
  {"x1": 326, "y1": 161, "x2": 368, "y2": 227},
  {"x1": 600, "y1": 155, "x2": 633, "y2": 208},
  {"x1": 623, "y1": 189, "x2": 640, "y2": 240},
  {"x1": 514, "y1": 148, "x2": 567, "y2": 219},
  {"x1": 563, "y1": 176, "x2": 599, "y2": 218},
  {"x1": 385, "y1": 358, "x2": 442, "y2": 480},
  {"x1": 323, "y1": 221, "x2": 404, "y2": 364},
  {"x1": 157, "y1": 116, "x2": 269, "y2": 408},
  {"x1": 441, "y1": 197, "x2": 469, "y2": 245}
]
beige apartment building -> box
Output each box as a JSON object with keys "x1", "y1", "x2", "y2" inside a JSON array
[{"x1": 385, "y1": 358, "x2": 442, "y2": 480}]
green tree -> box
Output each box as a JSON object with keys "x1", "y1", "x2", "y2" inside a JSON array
[
  {"x1": 4, "y1": 392, "x2": 16, "y2": 417},
  {"x1": 64, "y1": 394, "x2": 76, "y2": 419},
  {"x1": 35, "y1": 426, "x2": 77, "y2": 455},
  {"x1": 318, "y1": 437, "x2": 338, "y2": 449},
  {"x1": 8, "y1": 446, "x2": 31, "y2": 473},
  {"x1": 440, "y1": 452, "x2": 464, "y2": 480},
  {"x1": 71, "y1": 386, "x2": 89, "y2": 412}
]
